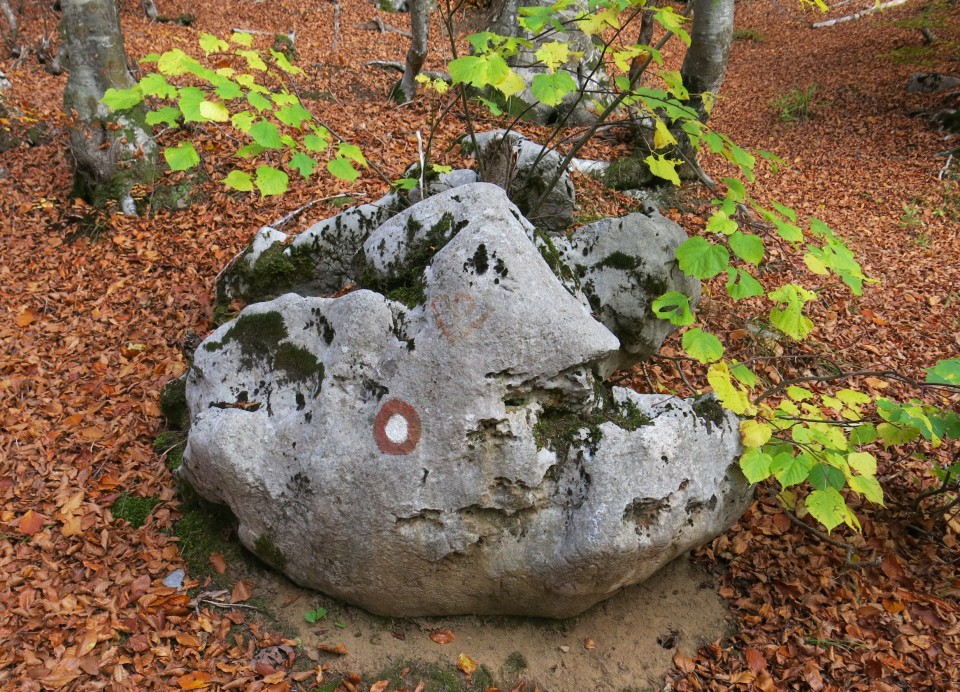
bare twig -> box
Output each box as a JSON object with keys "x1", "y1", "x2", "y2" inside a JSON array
[
  {"x1": 785, "y1": 510, "x2": 883, "y2": 569},
  {"x1": 811, "y1": 0, "x2": 908, "y2": 28},
  {"x1": 357, "y1": 17, "x2": 412, "y2": 38}
]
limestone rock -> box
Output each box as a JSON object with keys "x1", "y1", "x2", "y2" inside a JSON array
[
  {"x1": 560, "y1": 212, "x2": 701, "y2": 377},
  {"x1": 470, "y1": 130, "x2": 575, "y2": 234},
  {"x1": 180, "y1": 184, "x2": 749, "y2": 618}
]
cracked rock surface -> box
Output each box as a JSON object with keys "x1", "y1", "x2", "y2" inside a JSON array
[{"x1": 180, "y1": 184, "x2": 751, "y2": 617}]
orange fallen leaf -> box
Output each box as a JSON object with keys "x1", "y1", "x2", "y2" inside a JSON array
[
  {"x1": 456, "y1": 653, "x2": 477, "y2": 678},
  {"x1": 316, "y1": 642, "x2": 348, "y2": 655},
  {"x1": 231, "y1": 579, "x2": 252, "y2": 603},
  {"x1": 673, "y1": 651, "x2": 696, "y2": 673},
  {"x1": 209, "y1": 552, "x2": 227, "y2": 574},
  {"x1": 16, "y1": 307, "x2": 37, "y2": 327},
  {"x1": 370, "y1": 681, "x2": 389, "y2": 692},
  {"x1": 745, "y1": 647, "x2": 767, "y2": 673},
  {"x1": 430, "y1": 628, "x2": 455, "y2": 644},
  {"x1": 63, "y1": 413, "x2": 84, "y2": 427},
  {"x1": 177, "y1": 670, "x2": 213, "y2": 689},
  {"x1": 18, "y1": 509, "x2": 45, "y2": 535},
  {"x1": 583, "y1": 637, "x2": 596, "y2": 650}
]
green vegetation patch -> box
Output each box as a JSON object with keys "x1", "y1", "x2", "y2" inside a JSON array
[
  {"x1": 173, "y1": 494, "x2": 244, "y2": 581},
  {"x1": 253, "y1": 534, "x2": 287, "y2": 570},
  {"x1": 113, "y1": 493, "x2": 161, "y2": 529},
  {"x1": 159, "y1": 375, "x2": 189, "y2": 429},
  {"x1": 534, "y1": 388, "x2": 651, "y2": 457},
  {"x1": 219, "y1": 241, "x2": 317, "y2": 306},
  {"x1": 153, "y1": 431, "x2": 186, "y2": 470}
]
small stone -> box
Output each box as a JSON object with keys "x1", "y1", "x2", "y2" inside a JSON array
[
  {"x1": 162, "y1": 569, "x2": 185, "y2": 589},
  {"x1": 559, "y1": 646, "x2": 570, "y2": 653}
]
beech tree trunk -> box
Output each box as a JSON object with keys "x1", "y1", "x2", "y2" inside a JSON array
[
  {"x1": 62, "y1": 0, "x2": 159, "y2": 212},
  {"x1": 680, "y1": 0, "x2": 735, "y2": 124},
  {"x1": 396, "y1": 0, "x2": 429, "y2": 102}
]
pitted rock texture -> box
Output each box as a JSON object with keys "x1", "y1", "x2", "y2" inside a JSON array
[{"x1": 181, "y1": 183, "x2": 749, "y2": 617}]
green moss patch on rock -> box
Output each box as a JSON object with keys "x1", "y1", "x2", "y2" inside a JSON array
[
  {"x1": 153, "y1": 431, "x2": 186, "y2": 471},
  {"x1": 160, "y1": 375, "x2": 189, "y2": 429},
  {"x1": 217, "y1": 241, "x2": 318, "y2": 307},
  {"x1": 253, "y1": 534, "x2": 287, "y2": 570},
  {"x1": 603, "y1": 155, "x2": 655, "y2": 191},
  {"x1": 173, "y1": 495, "x2": 244, "y2": 581},
  {"x1": 533, "y1": 388, "x2": 651, "y2": 458}
]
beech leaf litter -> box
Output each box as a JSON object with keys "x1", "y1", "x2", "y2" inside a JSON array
[{"x1": 1, "y1": 0, "x2": 958, "y2": 690}]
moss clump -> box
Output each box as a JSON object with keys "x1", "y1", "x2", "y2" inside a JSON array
[
  {"x1": 595, "y1": 251, "x2": 641, "y2": 271},
  {"x1": 159, "y1": 375, "x2": 189, "y2": 430},
  {"x1": 692, "y1": 395, "x2": 727, "y2": 430},
  {"x1": 603, "y1": 155, "x2": 654, "y2": 191},
  {"x1": 534, "y1": 230, "x2": 578, "y2": 288},
  {"x1": 153, "y1": 431, "x2": 186, "y2": 471},
  {"x1": 112, "y1": 493, "x2": 160, "y2": 529},
  {"x1": 219, "y1": 241, "x2": 317, "y2": 307},
  {"x1": 271, "y1": 33, "x2": 297, "y2": 61},
  {"x1": 503, "y1": 651, "x2": 528, "y2": 676},
  {"x1": 253, "y1": 534, "x2": 287, "y2": 570},
  {"x1": 359, "y1": 212, "x2": 464, "y2": 308},
  {"x1": 273, "y1": 342, "x2": 324, "y2": 385},
  {"x1": 534, "y1": 389, "x2": 650, "y2": 457},
  {"x1": 173, "y1": 496, "x2": 242, "y2": 580}
]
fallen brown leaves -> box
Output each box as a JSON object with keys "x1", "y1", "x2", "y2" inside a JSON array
[{"x1": 1, "y1": 0, "x2": 959, "y2": 690}]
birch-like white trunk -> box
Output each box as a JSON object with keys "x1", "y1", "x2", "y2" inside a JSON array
[{"x1": 62, "y1": 0, "x2": 158, "y2": 211}]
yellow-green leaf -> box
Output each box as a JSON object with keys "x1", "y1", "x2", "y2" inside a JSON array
[
  {"x1": 740, "y1": 419, "x2": 772, "y2": 448},
  {"x1": 199, "y1": 100, "x2": 230, "y2": 122},
  {"x1": 708, "y1": 361, "x2": 754, "y2": 416}
]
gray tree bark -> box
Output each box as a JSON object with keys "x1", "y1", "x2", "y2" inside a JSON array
[
  {"x1": 62, "y1": 0, "x2": 159, "y2": 212},
  {"x1": 396, "y1": 0, "x2": 429, "y2": 102},
  {"x1": 679, "y1": 0, "x2": 735, "y2": 124}
]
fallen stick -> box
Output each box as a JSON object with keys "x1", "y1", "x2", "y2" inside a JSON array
[
  {"x1": 812, "y1": 0, "x2": 908, "y2": 28},
  {"x1": 366, "y1": 59, "x2": 450, "y2": 82},
  {"x1": 357, "y1": 17, "x2": 413, "y2": 38}
]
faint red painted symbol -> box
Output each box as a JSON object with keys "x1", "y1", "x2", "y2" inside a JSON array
[
  {"x1": 431, "y1": 291, "x2": 489, "y2": 345},
  {"x1": 374, "y1": 399, "x2": 422, "y2": 455}
]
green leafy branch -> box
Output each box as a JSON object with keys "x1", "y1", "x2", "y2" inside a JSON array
[{"x1": 101, "y1": 32, "x2": 376, "y2": 196}]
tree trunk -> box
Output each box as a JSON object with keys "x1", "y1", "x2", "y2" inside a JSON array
[
  {"x1": 62, "y1": 0, "x2": 159, "y2": 212},
  {"x1": 396, "y1": 0, "x2": 429, "y2": 102},
  {"x1": 680, "y1": 0, "x2": 735, "y2": 124},
  {"x1": 142, "y1": 0, "x2": 158, "y2": 21}
]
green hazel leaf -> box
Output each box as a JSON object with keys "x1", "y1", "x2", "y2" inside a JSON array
[
  {"x1": 208, "y1": 73, "x2": 244, "y2": 99},
  {"x1": 805, "y1": 488, "x2": 847, "y2": 531},
  {"x1": 926, "y1": 358, "x2": 960, "y2": 385},
  {"x1": 164, "y1": 141, "x2": 200, "y2": 171},
  {"x1": 848, "y1": 451, "x2": 877, "y2": 476},
  {"x1": 739, "y1": 447, "x2": 772, "y2": 484},
  {"x1": 237, "y1": 49, "x2": 267, "y2": 71},
  {"x1": 138, "y1": 73, "x2": 178, "y2": 99},
  {"x1": 773, "y1": 219, "x2": 803, "y2": 243},
  {"x1": 231, "y1": 111, "x2": 256, "y2": 132},
  {"x1": 770, "y1": 452, "x2": 812, "y2": 488},
  {"x1": 725, "y1": 268, "x2": 764, "y2": 300},
  {"x1": 531, "y1": 71, "x2": 577, "y2": 107},
  {"x1": 289, "y1": 152, "x2": 317, "y2": 178},
  {"x1": 223, "y1": 170, "x2": 253, "y2": 191},
  {"x1": 706, "y1": 210, "x2": 738, "y2": 235},
  {"x1": 236, "y1": 142, "x2": 266, "y2": 158},
  {"x1": 681, "y1": 328, "x2": 724, "y2": 364},
  {"x1": 102, "y1": 87, "x2": 144, "y2": 111},
  {"x1": 877, "y1": 422, "x2": 920, "y2": 447},
  {"x1": 157, "y1": 48, "x2": 194, "y2": 76},
  {"x1": 248, "y1": 120, "x2": 284, "y2": 149},
  {"x1": 327, "y1": 157, "x2": 359, "y2": 181},
  {"x1": 199, "y1": 33, "x2": 229, "y2": 55},
  {"x1": 535, "y1": 41, "x2": 570, "y2": 71},
  {"x1": 275, "y1": 103, "x2": 312, "y2": 129},
  {"x1": 849, "y1": 423, "x2": 877, "y2": 446},
  {"x1": 703, "y1": 130, "x2": 724, "y2": 154},
  {"x1": 644, "y1": 154, "x2": 682, "y2": 187},
  {"x1": 808, "y1": 462, "x2": 846, "y2": 491},
  {"x1": 337, "y1": 143, "x2": 367, "y2": 165},
  {"x1": 475, "y1": 96, "x2": 503, "y2": 116},
  {"x1": 393, "y1": 177, "x2": 418, "y2": 191},
  {"x1": 449, "y1": 55, "x2": 488, "y2": 87},
  {"x1": 651, "y1": 290, "x2": 694, "y2": 326},
  {"x1": 740, "y1": 419, "x2": 772, "y2": 447},
  {"x1": 246, "y1": 91, "x2": 272, "y2": 113},
  {"x1": 465, "y1": 31, "x2": 497, "y2": 52},
  {"x1": 676, "y1": 237, "x2": 730, "y2": 279},
  {"x1": 199, "y1": 100, "x2": 230, "y2": 122},
  {"x1": 767, "y1": 284, "x2": 816, "y2": 341},
  {"x1": 723, "y1": 177, "x2": 747, "y2": 203},
  {"x1": 731, "y1": 363, "x2": 760, "y2": 388},
  {"x1": 270, "y1": 49, "x2": 302, "y2": 74},
  {"x1": 303, "y1": 133, "x2": 328, "y2": 152},
  {"x1": 177, "y1": 86, "x2": 205, "y2": 122},
  {"x1": 145, "y1": 106, "x2": 181, "y2": 127},
  {"x1": 254, "y1": 165, "x2": 288, "y2": 197},
  {"x1": 231, "y1": 32, "x2": 254, "y2": 47},
  {"x1": 849, "y1": 474, "x2": 884, "y2": 505},
  {"x1": 707, "y1": 361, "x2": 753, "y2": 416},
  {"x1": 729, "y1": 231, "x2": 764, "y2": 266}
]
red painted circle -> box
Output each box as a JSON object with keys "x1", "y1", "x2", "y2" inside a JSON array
[{"x1": 374, "y1": 399, "x2": 422, "y2": 455}]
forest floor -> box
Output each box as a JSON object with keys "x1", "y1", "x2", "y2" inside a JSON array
[{"x1": 2, "y1": 0, "x2": 960, "y2": 689}]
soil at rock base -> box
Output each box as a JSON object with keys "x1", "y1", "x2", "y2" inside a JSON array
[{"x1": 241, "y1": 555, "x2": 727, "y2": 690}]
